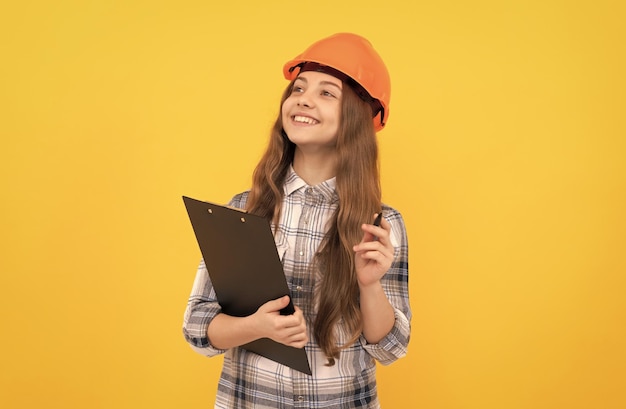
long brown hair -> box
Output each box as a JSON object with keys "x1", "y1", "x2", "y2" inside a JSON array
[{"x1": 247, "y1": 79, "x2": 381, "y2": 365}]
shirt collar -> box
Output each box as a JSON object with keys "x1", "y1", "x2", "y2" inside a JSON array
[{"x1": 284, "y1": 166, "x2": 337, "y2": 202}]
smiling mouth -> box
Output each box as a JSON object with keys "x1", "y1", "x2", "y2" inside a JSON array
[{"x1": 293, "y1": 115, "x2": 319, "y2": 125}]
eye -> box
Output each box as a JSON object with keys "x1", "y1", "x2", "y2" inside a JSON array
[
  {"x1": 292, "y1": 85, "x2": 304, "y2": 94},
  {"x1": 321, "y1": 90, "x2": 336, "y2": 98}
]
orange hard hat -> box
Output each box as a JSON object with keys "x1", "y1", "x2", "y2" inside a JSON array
[{"x1": 283, "y1": 33, "x2": 391, "y2": 132}]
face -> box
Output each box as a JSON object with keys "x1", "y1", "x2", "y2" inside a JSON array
[{"x1": 281, "y1": 71, "x2": 342, "y2": 155}]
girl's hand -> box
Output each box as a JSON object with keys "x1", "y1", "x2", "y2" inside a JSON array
[
  {"x1": 353, "y1": 214, "x2": 394, "y2": 288},
  {"x1": 252, "y1": 295, "x2": 308, "y2": 348}
]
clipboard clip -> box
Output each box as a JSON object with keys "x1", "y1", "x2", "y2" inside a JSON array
[{"x1": 206, "y1": 202, "x2": 248, "y2": 215}]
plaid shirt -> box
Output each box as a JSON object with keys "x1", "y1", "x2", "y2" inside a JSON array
[{"x1": 183, "y1": 168, "x2": 411, "y2": 408}]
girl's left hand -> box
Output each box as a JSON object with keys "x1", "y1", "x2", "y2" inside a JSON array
[{"x1": 353, "y1": 214, "x2": 394, "y2": 288}]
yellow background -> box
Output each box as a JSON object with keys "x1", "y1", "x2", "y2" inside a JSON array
[{"x1": 1, "y1": 1, "x2": 624, "y2": 408}]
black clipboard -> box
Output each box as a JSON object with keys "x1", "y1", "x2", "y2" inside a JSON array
[{"x1": 183, "y1": 196, "x2": 312, "y2": 375}]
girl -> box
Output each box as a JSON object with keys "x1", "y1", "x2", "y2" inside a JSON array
[{"x1": 183, "y1": 32, "x2": 411, "y2": 408}]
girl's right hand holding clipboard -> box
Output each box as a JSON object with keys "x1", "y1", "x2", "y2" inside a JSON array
[{"x1": 252, "y1": 295, "x2": 308, "y2": 349}]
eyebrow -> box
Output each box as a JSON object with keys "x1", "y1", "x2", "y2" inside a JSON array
[{"x1": 295, "y1": 77, "x2": 342, "y2": 91}]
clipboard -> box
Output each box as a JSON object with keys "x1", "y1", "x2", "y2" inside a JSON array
[{"x1": 183, "y1": 196, "x2": 312, "y2": 375}]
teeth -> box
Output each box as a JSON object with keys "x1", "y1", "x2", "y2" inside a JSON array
[{"x1": 293, "y1": 115, "x2": 318, "y2": 125}]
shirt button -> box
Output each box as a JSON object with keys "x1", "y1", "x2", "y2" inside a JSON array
[
  {"x1": 299, "y1": 251, "x2": 304, "y2": 256},
  {"x1": 297, "y1": 396, "x2": 304, "y2": 402},
  {"x1": 296, "y1": 286, "x2": 303, "y2": 292}
]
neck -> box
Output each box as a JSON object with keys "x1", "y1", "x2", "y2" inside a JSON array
[{"x1": 292, "y1": 148, "x2": 338, "y2": 186}]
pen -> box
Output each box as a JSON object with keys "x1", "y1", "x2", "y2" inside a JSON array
[{"x1": 373, "y1": 212, "x2": 383, "y2": 227}]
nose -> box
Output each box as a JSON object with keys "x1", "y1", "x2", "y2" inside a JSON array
[{"x1": 296, "y1": 90, "x2": 313, "y2": 108}]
